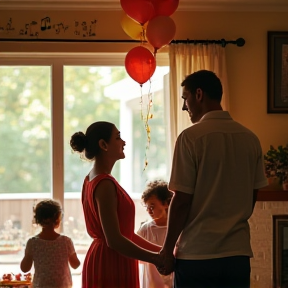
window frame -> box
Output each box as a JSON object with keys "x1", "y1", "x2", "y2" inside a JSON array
[{"x1": 0, "y1": 51, "x2": 170, "y2": 217}]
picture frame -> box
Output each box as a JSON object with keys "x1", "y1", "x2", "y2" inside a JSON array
[
  {"x1": 273, "y1": 215, "x2": 288, "y2": 288},
  {"x1": 267, "y1": 31, "x2": 288, "y2": 113}
]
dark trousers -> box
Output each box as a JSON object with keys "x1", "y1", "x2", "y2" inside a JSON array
[{"x1": 174, "y1": 256, "x2": 250, "y2": 288}]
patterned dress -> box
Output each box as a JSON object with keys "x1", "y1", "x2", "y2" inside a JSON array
[
  {"x1": 25, "y1": 235, "x2": 76, "y2": 288},
  {"x1": 81, "y1": 174, "x2": 139, "y2": 288}
]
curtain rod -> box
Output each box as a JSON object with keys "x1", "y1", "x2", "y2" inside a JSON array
[
  {"x1": 171, "y1": 38, "x2": 245, "y2": 47},
  {"x1": 0, "y1": 37, "x2": 245, "y2": 47}
]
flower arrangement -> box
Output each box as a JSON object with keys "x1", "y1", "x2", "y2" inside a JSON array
[{"x1": 264, "y1": 144, "x2": 288, "y2": 184}]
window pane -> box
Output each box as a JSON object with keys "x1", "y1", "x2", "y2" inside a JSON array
[
  {"x1": 0, "y1": 66, "x2": 51, "y2": 276},
  {"x1": 64, "y1": 66, "x2": 122, "y2": 193},
  {"x1": 0, "y1": 66, "x2": 51, "y2": 194},
  {"x1": 63, "y1": 66, "x2": 170, "y2": 195}
]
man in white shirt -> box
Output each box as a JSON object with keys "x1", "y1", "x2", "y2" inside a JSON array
[{"x1": 158, "y1": 70, "x2": 268, "y2": 288}]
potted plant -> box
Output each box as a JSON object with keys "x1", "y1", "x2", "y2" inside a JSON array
[{"x1": 264, "y1": 144, "x2": 288, "y2": 190}]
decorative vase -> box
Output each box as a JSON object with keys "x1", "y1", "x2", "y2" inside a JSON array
[{"x1": 283, "y1": 182, "x2": 288, "y2": 191}]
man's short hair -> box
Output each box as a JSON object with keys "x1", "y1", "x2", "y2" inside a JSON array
[{"x1": 181, "y1": 70, "x2": 223, "y2": 102}]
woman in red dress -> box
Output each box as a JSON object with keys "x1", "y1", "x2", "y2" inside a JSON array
[{"x1": 70, "y1": 121, "x2": 163, "y2": 288}]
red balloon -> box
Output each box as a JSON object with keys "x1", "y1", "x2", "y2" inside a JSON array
[
  {"x1": 120, "y1": 0, "x2": 155, "y2": 25},
  {"x1": 146, "y1": 16, "x2": 176, "y2": 52},
  {"x1": 125, "y1": 46, "x2": 156, "y2": 85},
  {"x1": 151, "y1": 0, "x2": 179, "y2": 17}
]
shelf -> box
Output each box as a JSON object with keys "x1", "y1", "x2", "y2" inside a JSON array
[{"x1": 257, "y1": 183, "x2": 288, "y2": 201}]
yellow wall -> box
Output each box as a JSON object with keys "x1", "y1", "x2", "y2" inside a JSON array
[
  {"x1": 172, "y1": 11, "x2": 288, "y2": 153},
  {"x1": 1, "y1": 10, "x2": 288, "y2": 152}
]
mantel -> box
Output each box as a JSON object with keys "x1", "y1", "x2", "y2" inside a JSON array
[{"x1": 257, "y1": 183, "x2": 288, "y2": 201}]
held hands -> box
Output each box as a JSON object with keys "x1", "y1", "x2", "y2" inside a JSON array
[{"x1": 153, "y1": 249, "x2": 175, "y2": 276}]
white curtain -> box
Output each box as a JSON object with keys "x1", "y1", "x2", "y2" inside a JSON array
[{"x1": 168, "y1": 43, "x2": 229, "y2": 157}]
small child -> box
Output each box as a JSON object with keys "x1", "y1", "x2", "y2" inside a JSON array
[
  {"x1": 137, "y1": 180, "x2": 174, "y2": 288},
  {"x1": 20, "y1": 199, "x2": 80, "y2": 288}
]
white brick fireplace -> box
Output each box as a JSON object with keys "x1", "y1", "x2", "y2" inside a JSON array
[{"x1": 250, "y1": 199, "x2": 288, "y2": 288}]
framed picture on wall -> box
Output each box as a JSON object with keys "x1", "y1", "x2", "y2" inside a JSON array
[
  {"x1": 267, "y1": 31, "x2": 288, "y2": 113},
  {"x1": 273, "y1": 215, "x2": 288, "y2": 288}
]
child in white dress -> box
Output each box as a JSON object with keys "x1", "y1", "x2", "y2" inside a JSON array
[
  {"x1": 137, "y1": 180, "x2": 174, "y2": 288},
  {"x1": 20, "y1": 199, "x2": 80, "y2": 288}
]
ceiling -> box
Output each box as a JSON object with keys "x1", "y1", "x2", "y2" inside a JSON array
[{"x1": 0, "y1": 0, "x2": 288, "y2": 11}]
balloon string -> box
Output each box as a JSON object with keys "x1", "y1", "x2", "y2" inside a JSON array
[
  {"x1": 139, "y1": 87, "x2": 147, "y2": 171},
  {"x1": 142, "y1": 80, "x2": 153, "y2": 172},
  {"x1": 153, "y1": 48, "x2": 158, "y2": 56},
  {"x1": 141, "y1": 25, "x2": 146, "y2": 43}
]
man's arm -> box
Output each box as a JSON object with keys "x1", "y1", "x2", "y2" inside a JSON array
[{"x1": 159, "y1": 190, "x2": 193, "y2": 274}]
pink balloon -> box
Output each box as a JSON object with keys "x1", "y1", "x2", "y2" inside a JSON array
[
  {"x1": 120, "y1": 0, "x2": 155, "y2": 25},
  {"x1": 146, "y1": 16, "x2": 176, "y2": 52},
  {"x1": 125, "y1": 46, "x2": 156, "y2": 85},
  {"x1": 151, "y1": 0, "x2": 179, "y2": 17}
]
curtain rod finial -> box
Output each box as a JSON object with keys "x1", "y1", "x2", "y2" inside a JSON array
[{"x1": 236, "y1": 38, "x2": 245, "y2": 47}]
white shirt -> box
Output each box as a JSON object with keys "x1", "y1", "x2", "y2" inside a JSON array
[
  {"x1": 137, "y1": 220, "x2": 174, "y2": 288},
  {"x1": 169, "y1": 111, "x2": 268, "y2": 260}
]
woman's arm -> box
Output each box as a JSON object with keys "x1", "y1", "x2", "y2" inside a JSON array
[
  {"x1": 95, "y1": 179, "x2": 161, "y2": 266},
  {"x1": 132, "y1": 233, "x2": 161, "y2": 252}
]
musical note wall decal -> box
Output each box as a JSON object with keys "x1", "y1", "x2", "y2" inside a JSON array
[
  {"x1": 41, "y1": 17, "x2": 51, "y2": 31},
  {"x1": 0, "y1": 14, "x2": 97, "y2": 40}
]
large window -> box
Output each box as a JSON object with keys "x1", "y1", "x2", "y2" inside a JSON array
[{"x1": 0, "y1": 54, "x2": 170, "y2": 285}]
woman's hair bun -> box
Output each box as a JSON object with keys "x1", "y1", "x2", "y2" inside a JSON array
[{"x1": 70, "y1": 131, "x2": 87, "y2": 152}]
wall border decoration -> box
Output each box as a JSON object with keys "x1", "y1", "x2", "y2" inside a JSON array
[
  {"x1": 0, "y1": 15, "x2": 98, "y2": 41},
  {"x1": 267, "y1": 31, "x2": 288, "y2": 113}
]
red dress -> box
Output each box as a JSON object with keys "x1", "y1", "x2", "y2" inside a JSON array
[{"x1": 81, "y1": 174, "x2": 139, "y2": 288}]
